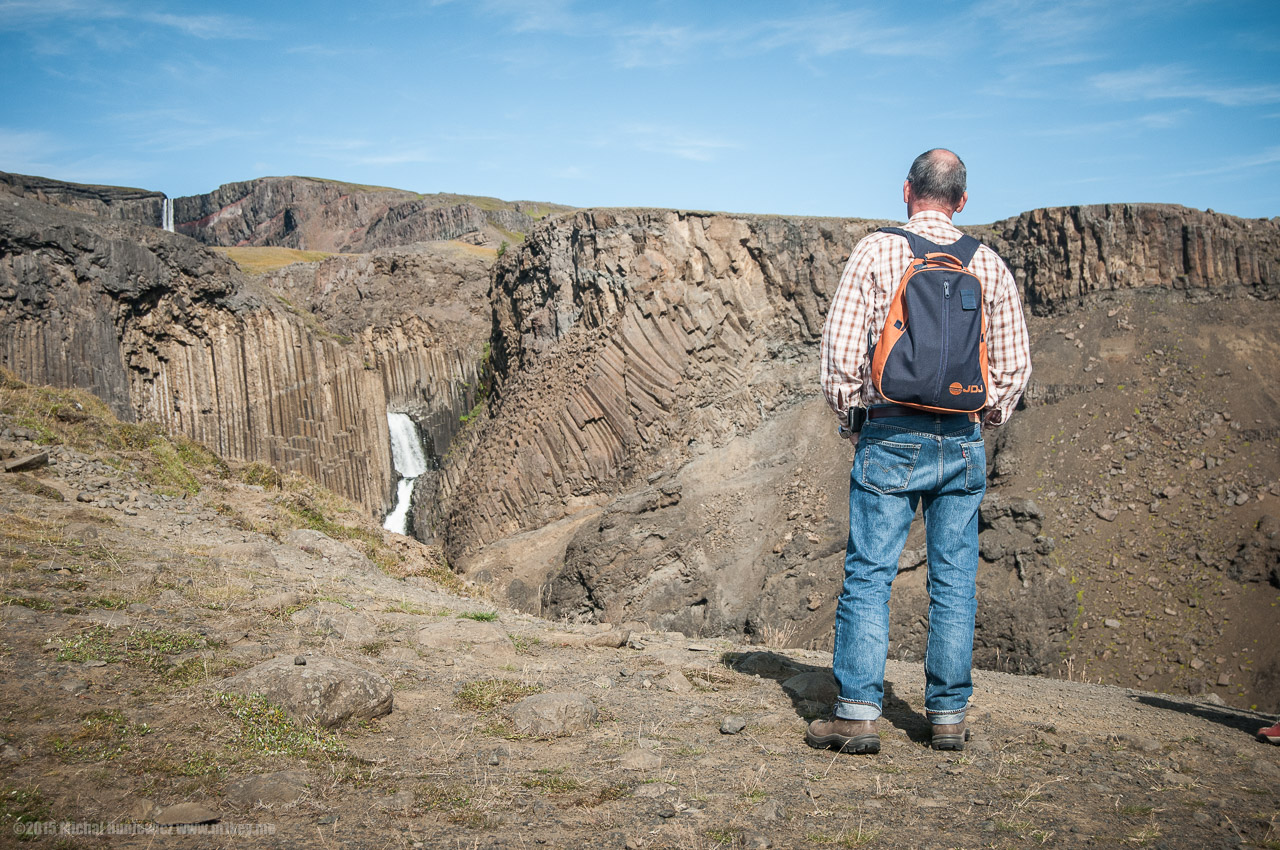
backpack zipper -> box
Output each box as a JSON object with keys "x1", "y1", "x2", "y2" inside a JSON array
[{"x1": 935, "y1": 275, "x2": 951, "y2": 404}]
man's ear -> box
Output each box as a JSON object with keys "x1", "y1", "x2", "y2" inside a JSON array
[
  {"x1": 954, "y1": 192, "x2": 968, "y2": 214},
  {"x1": 903, "y1": 180, "x2": 912, "y2": 206}
]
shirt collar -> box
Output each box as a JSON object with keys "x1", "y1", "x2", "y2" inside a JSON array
[{"x1": 907, "y1": 210, "x2": 955, "y2": 225}]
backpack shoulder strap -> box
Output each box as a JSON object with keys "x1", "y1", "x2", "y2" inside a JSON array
[{"x1": 877, "y1": 226, "x2": 982, "y2": 267}]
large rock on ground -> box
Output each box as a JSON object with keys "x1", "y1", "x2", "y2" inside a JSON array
[
  {"x1": 510, "y1": 692, "x2": 598, "y2": 737},
  {"x1": 219, "y1": 655, "x2": 392, "y2": 729},
  {"x1": 415, "y1": 619, "x2": 513, "y2": 657}
]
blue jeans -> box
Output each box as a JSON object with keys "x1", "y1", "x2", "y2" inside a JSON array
[{"x1": 832, "y1": 412, "x2": 986, "y2": 726}]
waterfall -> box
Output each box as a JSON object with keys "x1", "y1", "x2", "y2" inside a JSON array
[
  {"x1": 383, "y1": 411, "x2": 428, "y2": 535},
  {"x1": 161, "y1": 198, "x2": 175, "y2": 232}
]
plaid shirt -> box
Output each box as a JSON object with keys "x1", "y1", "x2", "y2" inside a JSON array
[{"x1": 820, "y1": 210, "x2": 1032, "y2": 428}]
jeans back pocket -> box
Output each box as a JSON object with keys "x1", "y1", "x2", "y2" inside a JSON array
[
  {"x1": 961, "y1": 439, "x2": 987, "y2": 493},
  {"x1": 860, "y1": 439, "x2": 921, "y2": 494}
]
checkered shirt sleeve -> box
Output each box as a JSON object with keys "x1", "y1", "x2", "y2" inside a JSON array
[{"x1": 819, "y1": 212, "x2": 1032, "y2": 428}]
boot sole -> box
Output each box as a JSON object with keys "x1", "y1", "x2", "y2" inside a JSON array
[
  {"x1": 931, "y1": 729, "x2": 971, "y2": 751},
  {"x1": 806, "y1": 731, "x2": 881, "y2": 754}
]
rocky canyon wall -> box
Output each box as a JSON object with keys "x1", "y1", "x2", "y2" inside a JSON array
[
  {"x1": 1, "y1": 172, "x2": 167, "y2": 228},
  {"x1": 973, "y1": 204, "x2": 1279, "y2": 314},
  {"x1": 0, "y1": 189, "x2": 393, "y2": 515},
  {"x1": 431, "y1": 203, "x2": 1279, "y2": 669},
  {"x1": 174, "y1": 177, "x2": 561, "y2": 253},
  {"x1": 260, "y1": 245, "x2": 494, "y2": 465}
]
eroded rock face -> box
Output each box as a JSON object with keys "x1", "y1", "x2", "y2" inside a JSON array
[
  {"x1": 1229, "y1": 514, "x2": 1280, "y2": 586},
  {"x1": 173, "y1": 176, "x2": 563, "y2": 253},
  {"x1": 972, "y1": 205, "x2": 1280, "y2": 315},
  {"x1": 1, "y1": 171, "x2": 166, "y2": 227},
  {"x1": 433, "y1": 204, "x2": 1279, "y2": 672},
  {"x1": 261, "y1": 244, "x2": 492, "y2": 476},
  {"x1": 0, "y1": 191, "x2": 394, "y2": 515}
]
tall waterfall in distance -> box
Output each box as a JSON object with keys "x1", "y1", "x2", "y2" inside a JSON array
[
  {"x1": 161, "y1": 198, "x2": 175, "y2": 232},
  {"x1": 383, "y1": 411, "x2": 429, "y2": 535}
]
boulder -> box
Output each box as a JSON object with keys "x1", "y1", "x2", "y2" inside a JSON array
[
  {"x1": 219, "y1": 655, "x2": 392, "y2": 729},
  {"x1": 224, "y1": 771, "x2": 313, "y2": 807},
  {"x1": 415, "y1": 619, "x2": 513, "y2": 657},
  {"x1": 3, "y1": 451, "x2": 48, "y2": 472},
  {"x1": 510, "y1": 692, "x2": 598, "y2": 737}
]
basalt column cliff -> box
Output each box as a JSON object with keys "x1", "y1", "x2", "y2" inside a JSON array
[
  {"x1": 432, "y1": 205, "x2": 1279, "y2": 668},
  {"x1": 0, "y1": 186, "x2": 393, "y2": 514}
]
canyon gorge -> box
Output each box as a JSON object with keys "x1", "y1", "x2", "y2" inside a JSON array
[{"x1": 2, "y1": 171, "x2": 1278, "y2": 706}]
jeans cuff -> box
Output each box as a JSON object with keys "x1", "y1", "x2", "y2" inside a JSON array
[
  {"x1": 925, "y1": 708, "x2": 966, "y2": 725},
  {"x1": 834, "y1": 698, "x2": 881, "y2": 721}
]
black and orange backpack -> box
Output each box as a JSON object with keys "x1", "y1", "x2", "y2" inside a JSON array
[{"x1": 869, "y1": 227, "x2": 988, "y2": 414}]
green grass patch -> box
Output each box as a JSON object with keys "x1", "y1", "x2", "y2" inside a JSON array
[
  {"x1": 0, "y1": 370, "x2": 228, "y2": 495},
  {"x1": 161, "y1": 656, "x2": 244, "y2": 689},
  {"x1": 137, "y1": 747, "x2": 228, "y2": 778},
  {"x1": 458, "y1": 611, "x2": 497, "y2": 622},
  {"x1": 56, "y1": 625, "x2": 210, "y2": 668},
  {"x1": 215, "y1": 692, "x2": 346, "y2": 758},
  {"x1": 1, "y1": 594, "x2": 53, "y2": 611},
  {"x1": 510, "y1": 633, "x2": 540, "y2": 654},
  {"x1": 383, "y1": 600, "x2": 437, "y2": 616},
  {"x1": 521, "y1": 767, "x2": 583, "y2": 794},
  {"x1": 49, "y1": 708, "x2": 151, "y2": 762},
  {"x1": 0, "y1": 784, "x2": 53, "y2": 841},
  {"x1": 805, "y1": 828, "x2": 881, "y2": 847},
  {"x1": 0, "y1": 512, "x2": 124, "y2": 574},
  {"x1": 212, "y1": 246, "x2": 340, "y2": 275},
  {"x1": 455, "y1": 678, "x2": 540, "y2": 713},
  {"x1": 238, "y1": 462, "x2": 283, "y2": 490},
  {"x1": 9, "y1": 474, "x2": 63, "y2": 501},
  {"x1": 1119, "y1": 804, "x2": 1154, "y2": 816}
]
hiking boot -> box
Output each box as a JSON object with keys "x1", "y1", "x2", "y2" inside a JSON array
[
  {"x1": 1258, "y1": 721, "x2": 1280, "y2": 744},
  {"x1": 805, "y1": 718, "x2": 880, "y2": 754},
  {"x1": 931, "y1": 722, "x2": 970, "y2": 751}
]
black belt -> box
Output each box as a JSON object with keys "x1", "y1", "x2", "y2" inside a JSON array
[{"x1": 868, "y1": 404, "x2": 980, "y2": 423}]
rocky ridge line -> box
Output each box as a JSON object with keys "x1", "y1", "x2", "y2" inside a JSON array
[{"x1": 173, "y1": 176, "x2": 566, "y2": 253}]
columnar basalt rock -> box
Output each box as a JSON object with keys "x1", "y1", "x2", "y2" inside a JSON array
[
  {"x1": 0, "y1": 191, "x2": 393, "y2": 516},
  {"x1": 260, "y1": 244, "x2": 494, "y2": 515},
  {"x1": 972, "y1": 204, "x2": 1280, "y2": 314},
  {"x1": 433, "y1": 203, "x2": 1280, "y2": 668}
]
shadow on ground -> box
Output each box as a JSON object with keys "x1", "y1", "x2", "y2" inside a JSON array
[
  {"x1": 1132, "y1": 693, "x2": 1274, "y2": 739},
  {"x1": 723, "y1": 649, "x2": 931, "y2": 744}
]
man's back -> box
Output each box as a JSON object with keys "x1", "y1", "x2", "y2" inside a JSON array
[{"x1": 821, "y1": 209, "x2": 1030, "y2": 428}]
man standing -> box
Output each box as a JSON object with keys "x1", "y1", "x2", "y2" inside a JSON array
[{"x1": 809, "y1": 149, "x2": 1031, "y2": 754}]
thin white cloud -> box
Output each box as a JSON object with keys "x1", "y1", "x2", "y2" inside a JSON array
[
  {"x1": 624, "y1": 124, "x2": 738, "y2": 163},
  {"x1": 102, "y1": 108, "x2": 262, "y2": 152},
  {"x1": 140, "y1": 12, "x2": 263, "y2": 40},
  {"x1": 1028, "y1": 110, "x2": 1189, "y2": 137},
  {"x1": 611, "y1": 10, "x2": 926, "y2": 69},
  {"x1": 970, "y1": 0, "x2": 1114, "y2": 46},
  {"x1": 0, "y1": 1, "x2": 263, "y2": 39},
  {"x1": 0, "y1": 127, "x2": 62, "y2": 174},
  {"x1": 1170, "y1": 146, "x2": 1280, "y2": 179},
  {"x1": 1091, "y1": 65, "x2": 1280, "y2": 106},
  {"x1": 352, "y1": 149, "x2": 438, "y2": 166},
  {"x1": 750, "y1": 10, "x2": 923, "y2": 58},
  {"x1": 286, "y1": 43, "x2": 377, "y2": 58},
  {"x1": 296, "y1": 136, "x2": 437, "y2": 166},
  {"x1": 474, "y1": 0, "x2": 598, "y2": 34}
]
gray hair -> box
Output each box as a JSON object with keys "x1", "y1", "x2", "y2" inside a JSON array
[{"x1": 907, "y1": 149, "x2": 967, "y2": 207}]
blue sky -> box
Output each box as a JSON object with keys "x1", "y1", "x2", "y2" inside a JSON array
[{"x1": 1, "y1": 0, "x2": 1278, "y2": 223}]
